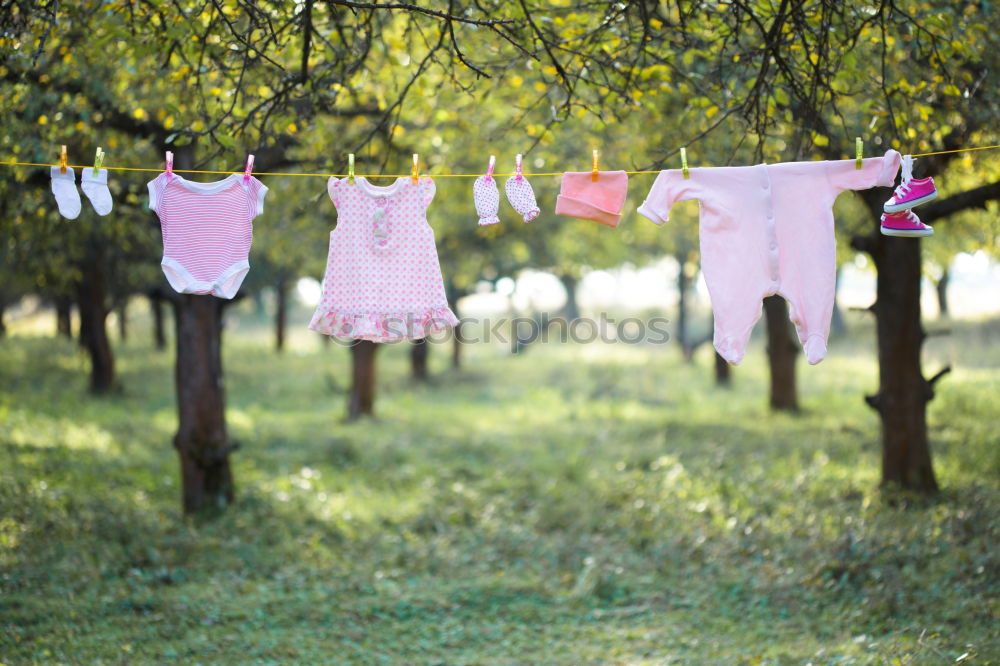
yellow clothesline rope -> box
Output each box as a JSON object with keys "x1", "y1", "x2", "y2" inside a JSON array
[
  {"x1": 3, "y1": 144, "x2": 997, "y2": 178},
  {"x1": 910, "y1": 144, "x2": 1000, "y2": 157},
  {"x1": 0, "y1": 161, "x2": 656, "y2": 178}
]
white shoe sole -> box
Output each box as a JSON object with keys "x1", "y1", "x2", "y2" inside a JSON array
[
  {"x1": 881, "y1": 226, "x2": 934, "y2": 237},
  {"x1": 883, "y1": 191, "x2": 938, "y2": 213}
]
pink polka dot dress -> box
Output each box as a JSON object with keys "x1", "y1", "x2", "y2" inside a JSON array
[{"x1": 308, "y1": 176, "x2": 459, "y2": 341}]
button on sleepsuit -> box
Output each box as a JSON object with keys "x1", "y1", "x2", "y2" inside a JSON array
[{"x1": 638, "y1": 149, "x2": 901, "y2": 365}]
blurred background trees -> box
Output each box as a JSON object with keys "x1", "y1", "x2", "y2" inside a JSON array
[{"x1": 2, "y1": 0, "x2": 998, "y2": 512}]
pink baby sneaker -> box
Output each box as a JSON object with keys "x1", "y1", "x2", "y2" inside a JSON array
[
  {"x1": 880, "y1": 210, "x2": 934, "y2": 237},
  {"x1": 883, "y1": 155, "x2": 937, "y2": 212}
]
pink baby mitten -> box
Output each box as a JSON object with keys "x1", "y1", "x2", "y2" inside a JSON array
[
  {"x1": 473, "y1": 175, "x2": 500, "y2": 226},
  {"x1": 504, "y1": 175, "x2": 540, "y2": 223}
]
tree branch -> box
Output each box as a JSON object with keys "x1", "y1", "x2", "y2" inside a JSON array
[
  {"x1": 918, "y1": 179, "x2": 1000, "y2": 223},
  {"x1": 326, "y1": 0, "x2": 516, "y2": 26}
]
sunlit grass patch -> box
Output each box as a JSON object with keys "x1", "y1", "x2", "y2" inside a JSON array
[{"x1": 1, "y1": 314, "x2": 998, "y2": 663}]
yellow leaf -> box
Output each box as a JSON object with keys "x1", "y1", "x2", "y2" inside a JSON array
[
  {"x1": 533, "y1": 81, "x2": 547, "y2": 92},
  {"x1": 706, "y1": 105, "x2": 719, "y2": 119},
  {"x1": 37, "y1": 114, "x2": 48, "y2": 125},
  {"x1": 813, "y1": 134, "x2": 829, "y2": 147},
  {"x1": 942, "y1": 84, "x2": 961, "y2": 96},
  {"x1": 510, "y1": 75, "x2": 523, "y2": 88},
  {"x1": 287, "y1": 122, "x2": 298, "y2": 134},
  {"x1": 650, "y1": 18, "x2": 663, "y2": 30}
]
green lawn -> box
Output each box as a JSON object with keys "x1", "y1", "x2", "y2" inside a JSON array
[{"x1": 1, "y1": 307, "x2": 998, "y2": 665}]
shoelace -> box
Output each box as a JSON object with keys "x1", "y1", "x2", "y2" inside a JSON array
[
  {"x1": 886, "y1": 210, "x2": 923, "y2": 226},
  {"x1": 894, "y1": 155, "x2": 915, "y2": 196}
]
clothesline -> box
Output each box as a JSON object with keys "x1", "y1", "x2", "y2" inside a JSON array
[{"x1": 4, "y1": 144, "x2": 998, "y2": 178}]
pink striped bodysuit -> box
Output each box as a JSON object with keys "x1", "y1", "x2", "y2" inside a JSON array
[
  {"x1": 638, "y1": 150, "x2": 901, "y2": 365},
  {"x1": 147, "y1": 173, "x2": 268, "y2": 299}
]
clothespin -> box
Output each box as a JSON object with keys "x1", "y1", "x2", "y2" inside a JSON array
[
  {"x1": 59, "y1": 145, "x2": 68, "y2": 174},
  {"x1": 348, "y1": 153, "x2": 355, "y2": 185},
  {"x1": 165, "y1": 151, "x2": 174, "y2": 181},
  {"x1": 681, "y1": 147, "x2": 689, "y2": 179},
  {"x1": 92, "y1": 147, "x2": 105, "y2": 176},
  {"x1": 485, "y1": 155, "x2": 496, "y2": 183},
  {"x1": 243, "y1": 154, "x2": 255, "y2": 183},
  {"x1": 515, "y1": 154, "x2": 523, "y2": 182},
  {"x1": 592, "y1": 149, "x2": 599, "y2": 182},
  {"x1": 411, "y1": 153, "x2": 419, "y2": 184},
  {"x1": 856, "y1": 137, "x2": 863, "y2": 170}
]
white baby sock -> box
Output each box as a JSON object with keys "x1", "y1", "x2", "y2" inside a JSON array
[
  {"x1": 81, "y1": 167, "x2": 113, "y2": 216},
  {"x1": 50, "y1": 166, "x2": 81, "y2": 219}
]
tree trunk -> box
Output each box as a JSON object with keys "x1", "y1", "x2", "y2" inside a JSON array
[
  {"x1": 869, "y1": 236, "x2": 937, "y2": 492},
  {"x1": 0, "y1": 300, "x2": 6, "y2": 338},
  {"x1": 275, "y1": 279, "x2": 288, "y2": 353},
  {"x1": 168, "y1": 145, "x2": 236, "y2": 515},
  {"x1": 172, "y1": 294, "x2": 234, "y2": 514},
  {"x1": 854, "y1": 191, "x2": 938, "y2": 494},
  {"x1": 559, "y1": 273, "x2": 580, "y2": 321},
  {"x1": 763, "y1": 295, "x2": 800, "y2": 412},
  {"x1": 830, "y1": 265, "x2": 847, "y2": 338},
  {"x1": 117, "y1": 300, "x2": 128, "y2": 342},
  {"x1": 676, "y1": 251, "x2": 691, "y2": 361},
  {"x1": 935, "y1": 266, "x2": 950, "y2": 319},
  {"x1": 714, "y1": 350, "x2": 731, "y2": 386},
  {"x1": 411, "y1": 337, "x2": 429, "y2": 382},
  {"x1": 75, "y1": 239, "x2": 115, "y2": 394},
  {"x1": 150, "y1": 288, "x2": 167, "y2": 350},
  {"x1": 348, "y1": 340, "x2": 379, "y2": 420},
  {"x1": 55, "y1": 297, "x2": 73, "y2": 338},
  {"x1": 446, "y1": 279, "x2": 464, "y2": 369},
  {"x1": 452, "y1": 319, "x2": 463, "y2": 369}
]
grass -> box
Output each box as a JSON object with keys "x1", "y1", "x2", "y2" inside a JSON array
[{"x1": 1, "y1": 303, "x2": 998, "y2": 665}]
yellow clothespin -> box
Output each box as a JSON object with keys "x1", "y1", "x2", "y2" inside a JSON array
[
  {"x1": 856, "y1": 137, "x2": 863, "y2": 170},
  {"x1": 348, "y1": 153, "x2": 355, "y2": 185},
  {"x1": 681, "y1": 147, "x2": 689, "y2": 179},
  {"x1": 592, "y1": 149, "x2": 599, "y2": 182},
  {"x1": 411, "y1": 153, "x2": 419, "y2": 184},
  {"x1": 59, "y1": 145, "x2": 68, "y2": 174},
  {"x1": 92, "y1": 147, "x2": 105, "y2": 175}
]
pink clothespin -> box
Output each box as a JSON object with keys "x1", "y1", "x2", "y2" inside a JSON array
[
  {"x1": 515, "y1": 153, "x2": 523, "y2": 182},
  {"x1": 485, "y1": 155, "x2": 496, "y2": 183},
  {"x1": 244, "y1": 154, "x2": 255, "y2": 183},
  {"x1": 165, "y1": 151, "x2": 174, "y2": 181}
]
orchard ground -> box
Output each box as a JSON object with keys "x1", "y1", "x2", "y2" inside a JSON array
[{"x1": 1, "y1": 302, "x2": 997, "y2": 664}]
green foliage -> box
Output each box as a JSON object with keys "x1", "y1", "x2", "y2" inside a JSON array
[{"x1": 1, "y1": 314, "x2": 997, "y2": 663}]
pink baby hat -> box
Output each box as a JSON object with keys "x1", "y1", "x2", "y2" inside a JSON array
[
  {"x1": 555, "y1": 170, "x2": 629, "y2": 227},
  {"x1": 473, "y1": 156, "x2": 500, "y2": 226},
  {"x1": 504, "y1": 154, "x2": 540, "y2": 223}
]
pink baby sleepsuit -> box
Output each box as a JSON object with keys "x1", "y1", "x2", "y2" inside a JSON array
[
  {"x1": 308, "y1": 176, "x2": 459, "y2": 341},
  {"x1": 637, "y1": 149, "x2": 901, "y2": 365},
  {"x1": 148, "y1": 172, "x2": 267, "y2": 299}
]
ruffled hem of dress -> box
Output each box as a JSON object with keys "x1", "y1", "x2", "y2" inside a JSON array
[{"x1": 308, "y1": 306, "x2": 459, "y2": 342}]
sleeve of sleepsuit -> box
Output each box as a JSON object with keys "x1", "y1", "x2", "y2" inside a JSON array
[
  {"x1": 637, "y1": 170, "x2": 682, "y2": 225},
  {"x1": 826, "y1": 149, "x2": 902, "y2": 193}
]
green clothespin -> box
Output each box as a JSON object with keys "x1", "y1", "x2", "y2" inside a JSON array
[
  {"x1": 855, "y1": 137, "x2": 863, "y2": 170},
  {"x1": 681, "y1": 146, "x2": 689, "y2": 179},
  {"x1": 348, "y1": 153, "x2": 355, "y2": 185},
  {"x1": 93, "y1": 147, "x2": 105, "y2": 176}
]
